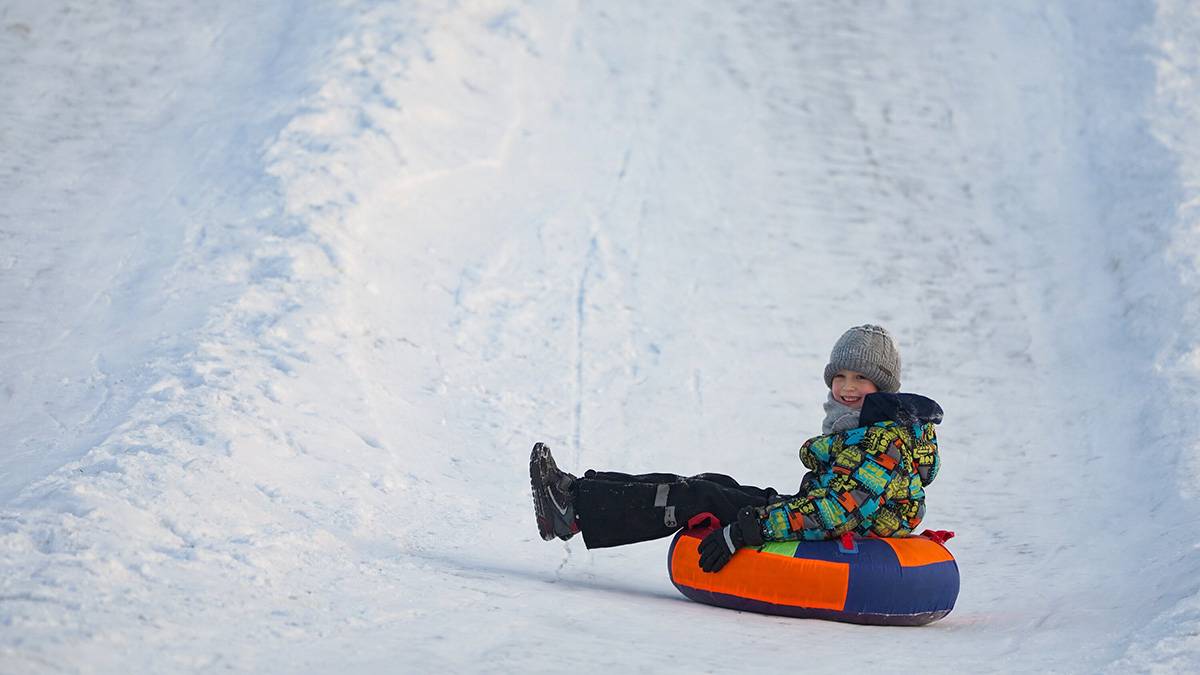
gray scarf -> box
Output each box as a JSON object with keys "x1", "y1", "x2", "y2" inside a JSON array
[{"x1": 822, "y1": 393, "x2": 861, "y2": 435}]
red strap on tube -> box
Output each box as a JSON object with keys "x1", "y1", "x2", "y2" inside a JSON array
[
  {"x1": 686, "y1": 512, "x2": 721, "y2": 531},
  {"x1": 918, "y1": 529, "x2": 956, "y2": 544}
]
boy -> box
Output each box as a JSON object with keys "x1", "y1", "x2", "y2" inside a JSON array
[{"x1": 530, "y1": 324, "x2": 942, "y2": 573}]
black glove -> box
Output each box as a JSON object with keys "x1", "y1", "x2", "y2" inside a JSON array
[
  {"x1": 697, "y1": 507, "x2": 764, "y2": 573},
  {"x1": 697, "y1": 524, "x2": 742, "y2": 573}
]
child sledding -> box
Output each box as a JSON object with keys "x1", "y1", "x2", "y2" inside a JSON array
[{"x1": 530, "y1": 325, "x2": 943, "y2": 572}]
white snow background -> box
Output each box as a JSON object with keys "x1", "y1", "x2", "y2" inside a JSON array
[{"x1": 2, "y1": 1, "x2": 1200, "y2": 673}]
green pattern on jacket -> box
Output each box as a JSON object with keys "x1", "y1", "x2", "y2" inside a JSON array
[{"x1": 757, "y1": 421, "x2": 940, "y2": 541}]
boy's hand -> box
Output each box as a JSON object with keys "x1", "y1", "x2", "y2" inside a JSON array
[
  {"x1": 696, "y1": 507, "x2": 765, "y2": 573},
  {"x1": 697, "y1": 525, "x2": 743, "y2": 572}
]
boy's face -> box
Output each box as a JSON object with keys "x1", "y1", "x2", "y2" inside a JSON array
[{"x1": 830, "y1": 369, "x2": 878, "y2": 409}]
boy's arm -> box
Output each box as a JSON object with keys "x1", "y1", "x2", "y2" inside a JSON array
[
  {"x1": 799, "y1": 435, "x2": 829, "y2": 472},
  {"x1": 698, "y1": 425, "x2": 929, "y2": 570},
  {"x1": 759, "y1": 425, "x2": 911, "y2": 542},
  {"x1": 755, "y1": 494, "x2": 840, "y2": 542},
  {"x1": 913, "y1": 424, "x2": 940, "y2": 486}
]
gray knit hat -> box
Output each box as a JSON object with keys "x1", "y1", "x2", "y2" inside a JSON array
[{"x1": 823, "y1": 324, "x2": 901, "y2": 393}]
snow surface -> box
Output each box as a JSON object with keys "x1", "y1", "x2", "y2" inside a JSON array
[{"x1": 2, "y1": 1, "x2": 1199, "y2": 672}]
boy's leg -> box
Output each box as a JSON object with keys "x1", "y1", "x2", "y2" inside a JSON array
[
  {"x1": 691, "y1": 472, "x2": 780, "y2": 502},
  {"x1": 583, "y1": 470, "x2": 691, "y2": 484},
  {"x1": 584, "y1": 471, "x2": 778, "y2": 500},
  {"x1": 573, "y1": 473, "x2": 772, "y2": 549}
]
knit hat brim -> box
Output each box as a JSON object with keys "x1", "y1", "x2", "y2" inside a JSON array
[{"x1": 823, "y1": 360, "x2": 900, "y2": 393}]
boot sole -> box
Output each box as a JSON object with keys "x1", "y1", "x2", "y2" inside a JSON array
[{"x1": 529, "y1": 443, "x2": 557, "y2": 541}]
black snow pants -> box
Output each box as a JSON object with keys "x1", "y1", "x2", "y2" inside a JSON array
[{"x1": 573, "y1": 470, "x2": 781, "y2": 549}]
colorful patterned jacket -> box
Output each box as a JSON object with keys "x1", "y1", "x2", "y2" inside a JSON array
[{"x1": 756, "y1": 393, "x2": 943, "y2": 541}]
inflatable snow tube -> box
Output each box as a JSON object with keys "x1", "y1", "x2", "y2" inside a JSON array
[{"x1": 668, "y1": 523, "x2": 959, "y2": 626}]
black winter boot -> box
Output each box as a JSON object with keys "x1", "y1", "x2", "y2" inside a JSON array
[{"x1": 529, "y1": 443, "x2": 579, "y2": 541}]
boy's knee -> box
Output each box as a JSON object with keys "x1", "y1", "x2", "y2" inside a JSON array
[{"x1": 690, "y1": 473, "x2": 739, "y2": 488}]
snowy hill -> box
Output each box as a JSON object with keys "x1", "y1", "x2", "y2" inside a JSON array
[{"x1": 3, "y1": 1, "x2": 1199, "y2": 672}]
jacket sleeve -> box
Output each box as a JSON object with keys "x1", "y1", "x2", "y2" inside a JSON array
[
  {"x1": 758, "y1": 425, "x2": 912, "y2": 542},
  {"x1": 911, "y1": 422, "x2": 940, "y2": 486},
  {"x1": 798, "y1": 433, "x2": 833, "y2": 472}
]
